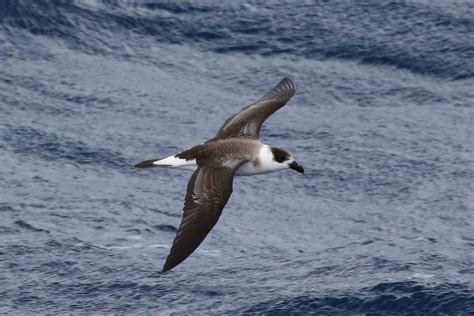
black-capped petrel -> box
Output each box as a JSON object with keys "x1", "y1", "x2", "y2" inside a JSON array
[{"x1": 135, "y1": 78, "x2": 304, "y2": 272}]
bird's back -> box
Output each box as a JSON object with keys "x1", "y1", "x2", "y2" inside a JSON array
[{"x1": 176, "y1": 138, "x2": 262, "y2": 166}]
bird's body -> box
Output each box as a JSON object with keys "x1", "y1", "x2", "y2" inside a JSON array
[
  {"x1": 135, "y1": 78, "x2": 303, "y2": 272},
  {"x1": 147, "y1": 139, "x2": 288, "y2": 176}
]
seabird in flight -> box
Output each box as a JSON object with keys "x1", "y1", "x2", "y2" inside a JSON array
[{"x1": 135, "y1": 77, "x2": 304, "y2": 272}]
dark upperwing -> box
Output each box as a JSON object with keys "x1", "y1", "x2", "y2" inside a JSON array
[{"x1": 208, "y1": 77, "x2": 296, "y2": 141}]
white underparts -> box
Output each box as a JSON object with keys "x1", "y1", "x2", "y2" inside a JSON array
[{"x1": 153, "y1": 154, "x2": 197, "y2": 171}]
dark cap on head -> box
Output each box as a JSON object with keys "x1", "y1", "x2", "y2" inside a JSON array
[{"x1": 270, "y1": 147, "x2": 291, "y2": 163}]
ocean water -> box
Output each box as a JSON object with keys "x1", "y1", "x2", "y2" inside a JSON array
[{"x1": 1, "y1": 0, "x2": 474, "y2": 314}]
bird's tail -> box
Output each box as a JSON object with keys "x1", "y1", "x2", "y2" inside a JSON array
[
  {"x1": 134, "y1": 159, "x2": 166, "y2": 168},
  {"x1": 134, "y1": 153, "x2": 197, "y2": 171}
]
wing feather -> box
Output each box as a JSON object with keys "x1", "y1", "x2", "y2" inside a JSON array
[
  {"x1": 162, "y1": 164, "x2": 239, "y2": 272},
  {"x1": 209, "y1": 77, "x2": 296, "y2": 141}
]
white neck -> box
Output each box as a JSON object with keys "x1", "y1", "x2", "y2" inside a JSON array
[{"x1": 236, "y1": 144, "x2": 288, "y2": 176}]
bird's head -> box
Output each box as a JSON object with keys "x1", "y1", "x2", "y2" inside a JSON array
[{"x1": 270, "y1": 147, "x2": 304, "y2": 174}]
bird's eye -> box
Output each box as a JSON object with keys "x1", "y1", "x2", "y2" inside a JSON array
[
  {"x1": 271, "y1": 147, "x2": 290, "y2": 163},
  {"x1": 274, "y1": 155, "x2": 286, "y2": 163}
]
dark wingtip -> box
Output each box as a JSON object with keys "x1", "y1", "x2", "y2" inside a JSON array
[
  {"x1": 134, "y1": 159, "x2": 158, "y2": 168},
  {"x1": 162, "y1": 262, "x2": 173, "y2": 273},
  {"x1": 280, "y1": 77, "x2": 296, "y2": 90}
]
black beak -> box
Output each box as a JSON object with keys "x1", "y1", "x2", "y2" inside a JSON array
[{"x1": 289, "y1": 161, "x2": 304, "y2": 174}]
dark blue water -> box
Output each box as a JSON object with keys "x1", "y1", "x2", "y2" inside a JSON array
[{"x1": 1, "y1": 0, "x2": 474, "y2": 314}]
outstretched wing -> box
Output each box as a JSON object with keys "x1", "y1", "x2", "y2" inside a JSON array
[
  {"x1": 162, "y1": 164, "x2": 240, "y2": 272},
  {"x1": 210, "y1": 77, "x2": 296, "y2": 141}
]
